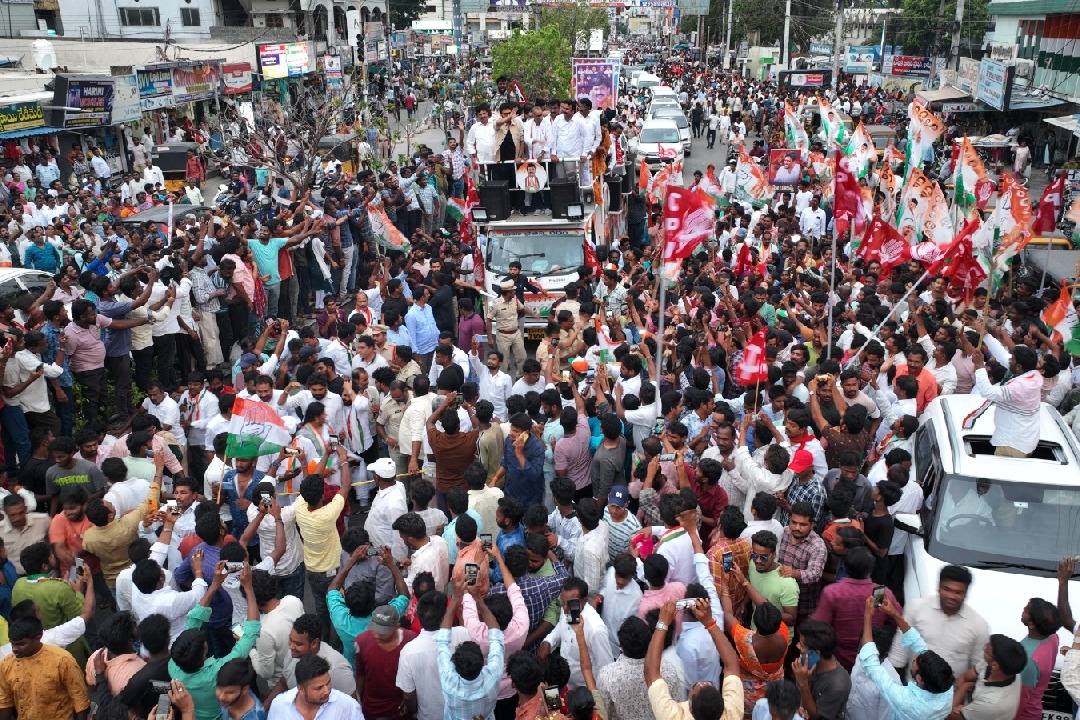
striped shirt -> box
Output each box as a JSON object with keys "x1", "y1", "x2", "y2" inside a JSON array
[{"x1": 603, "y1": 509, "x2": 642, "y2": 563}]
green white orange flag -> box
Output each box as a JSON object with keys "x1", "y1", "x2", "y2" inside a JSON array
[
  {"x1": 989, "y1": 172, "x2": 1034, "y2": 288},
  {"x1": 1041, "y1": 283, "x2": 1080, "y2": 354},
  {"x1": 735, "y1": 150, "x2": 773, "y2": 207},
  {"x1": 895, "y1": 168, "x2": 936, "y2": 244},
  {"x1": 784, "y1": 102, "x2": 809, "y2": 158},
  {"x1": 817, "y1": 96, "x2": 846, "y2": 146},
  {"x1": 922, "y1": 181, "x2": 955, "y2": 246},
  {"x1": 226, "y1": 397, "x2": 293, "y2": 459},
  {"x1": 952, "y1": 136, "x2": 994, "y2": 221},
  {"x1": 844, "y1": 122, "x2": 878, "y2": 179},
  {"x1": 905, "y1": 102, "x2": 945, "y2": 179}
]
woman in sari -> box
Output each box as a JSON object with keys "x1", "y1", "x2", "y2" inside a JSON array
[{"x1": 719, "y1": 579, "x2": 789, "y2": 717}]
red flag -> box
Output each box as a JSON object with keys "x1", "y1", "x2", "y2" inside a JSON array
[
  {"x1": 661, "y1": 186, "x2": 715, "y2": 265},
  {"x1": 1034, "y1": 174, "x2": 1065, "y2": 234},
  {"x1": 857, "y1": 217, "x2": 910, "y2": 279},
  {"x1": 931, "y1": 216, "x2": 987, "y2": 303},
  {"x1": 833, "y1": 157, "x2": 867, "y2": 238},
  {"x1": 733, "y1": 242, "x2": 753, "y2": 278},
  {"x1": 735, "y1": 329, "x2": 770, "y2": 386}
]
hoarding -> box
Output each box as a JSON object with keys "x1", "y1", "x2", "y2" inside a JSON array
[
  {"x1": 222, "y1": 63, "x2": 253, "y2": 94},
  {"x1": 137, "y1": 68, "x2": 174, "y2": 110},
  {"x1": 975, "y1": 58, "x2": 1012, "y2": 111},
  {"x1": 171, "y1": 64, "x2": 222, "y2": 103},
  {"x1": 110, "y1": 73, "x2": 142, "y2": 124},
  {"x1": 63, "y1": 78, "x2": 113, "y2": 128},
  {"x1": 884, "y1": 55, "x2": 931, "y2": 77},
  {"x1": 258, "y1": 42, "x2": 314, "y2": 80},
  {"x1": 0, "y1": 102, "x2": 43, "y2": 133}
]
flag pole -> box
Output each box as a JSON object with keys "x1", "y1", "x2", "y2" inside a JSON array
[
  {"x1": 654, "y1": 273, "x2": 668, "y2": 430},
  {"x1": 870, "y1": 269, "x2": 932, "y2": 337},
  {"x1": 825, "y1": 229, "x2": 838, "y2": 359}
]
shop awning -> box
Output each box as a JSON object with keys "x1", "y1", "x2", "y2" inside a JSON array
[
  {"x1": 916, "y1": 86, "x2": 971, "y2": 104},
  {"x1": 0, "y1": 125, "x2": 62, "y2": 140},
  {"x1": 1008, "y1": 92, "x2": 1065, "y2": 111},
  {"x1": 1044, "y1": 114, "x2": 1079, "y2": 132}
]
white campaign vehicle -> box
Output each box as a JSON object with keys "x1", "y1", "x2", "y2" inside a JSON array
[
  {"x1": 648, "y1": 106, "x2": 692, "y2": 155},
  {"x1": 633, "y1": 72, "x2": 661, "y2": 91},
  {"x1": 901, "y1": 394, "x2": 1080, "y2": 720}
]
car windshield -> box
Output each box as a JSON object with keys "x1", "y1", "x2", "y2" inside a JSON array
[
  {"x1": 653, "y1": 110, "x2": 688, "y2": 129},
  {"x1": 488, "y1": 231, "x2": 583, "y2": 277},
  {"x1": 927, "y1": 474, "x2": 1080, "y2": 573},
  {"x1": 639, "y1": 126, "x2": 681, "y2": 143}
]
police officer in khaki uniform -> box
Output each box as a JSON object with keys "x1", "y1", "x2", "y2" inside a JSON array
[{"x1": 486, "y1": 279, "x2": 527, "y2": 379}]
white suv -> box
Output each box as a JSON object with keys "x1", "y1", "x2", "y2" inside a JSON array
[
  {"x1": 901, "y1": 394, "x2": 1080, "y2": 719},
  {"x1": 629, "y1": 119, "x2": 683, "y2": 170}
]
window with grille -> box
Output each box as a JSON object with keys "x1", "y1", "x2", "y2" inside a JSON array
[{"x1": 120, "y1": 7, "x2": 160, "y2": 25}]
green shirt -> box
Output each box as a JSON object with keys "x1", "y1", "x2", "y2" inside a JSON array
[
  {"x1": 168, "y1": 604, "x2": 262, "y2": 720},
  {"x1": 328, "y1": 592, "x2": 409, "y2": 669},
  {"x1": 11, "y1": 575, "x2": 88, "y2": 666},
  {"x1": 748, "y1": 564, "x2": 799, "y2": 635},
  {"x1": 537, "y1": 560, "x2": 562, "y2": 627}
]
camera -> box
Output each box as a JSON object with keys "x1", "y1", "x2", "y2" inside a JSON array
[{"x1": 480, "y1": 534, "x2": 492, "y2": 551}]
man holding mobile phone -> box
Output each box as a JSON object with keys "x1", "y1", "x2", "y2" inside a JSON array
[{"x1": 537, "y1": 577, "x2": 614, "y2": 689}]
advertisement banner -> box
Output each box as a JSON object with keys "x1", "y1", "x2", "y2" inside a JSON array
[
  {"x1": 324, "y1": 55, "x2": 342, "y2": 88},
  {"x1": 975, "y1": 58, "x2": 1012, "y2": 111},
  {"x1": 809, "y1": 42, "x2": 833, "y2": 56},
  {"x1": 364, "y1": 22, "x2": 384, "y2": 40},
  {"x1": 137, "y1": 68, "x2": 174, "y2": 110},
  {"x1": 884, "y1": 54, "x2": 931, "y2": 77},
  {"x1": 572, "y1": 58, "x2": 619, "y2": 111},
  {"x1": 258, "y1": 42, "x2": 313, "y2": 80},
  {"x1": 222, "y1": 63, "x2": 253, "y2": 94},
  {"x1": 391, "y1": 32, "x2": 406, "y2": 49},
  {"x1": 65, "y1": 79, "x2": 113, "y2": 128},
  {"x1": 171, "y1": 64, "x2": 222, "y2": 103},
  {"x1": 0, "y1": 102, "x2": 43, "y2": 134},
  {"x1": 845, "y1": 45, "x2": 876, "y2": 74},
  {"x1": 778, "y1": 70, "x2": 832, "y2": 89},
  {"x1": 956, "y1": 57, "x2": 980, "y2": 93},
  {"x1": 366, "y1": 42, "x2": 381, "y2": 63},
  {"x1": 110, "y1": 73, "x2": 141, "y2": 124}
]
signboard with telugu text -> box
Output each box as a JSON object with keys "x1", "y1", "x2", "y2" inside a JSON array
[
  {"x1": 137, "y1": 68, "x2": 174, "y2": 110},
  {"x1": 975, "y1": 58, "x2": 1012, "y2": 111},
  {"x1": 884, "y1": 54, "x2": 931, "y2": 77},
  {"x1": 0, "y1": 102, "x2": 43, "y2": 133}
]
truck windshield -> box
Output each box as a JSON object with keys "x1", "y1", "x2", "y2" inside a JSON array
[
  {"x1": 927, "y1": 474, "x2": 1080, "y2": 574},
  {"x1": 488, "y1": 231, "x2": 584, "y2": 277}
]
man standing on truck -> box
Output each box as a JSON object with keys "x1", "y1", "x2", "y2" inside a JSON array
[
  {"x1": 970, "y1": 344, "x2": 1043, "y2": 457},
  {"x1": 487, "y1": 280, "x2": 527, "y2": 381}
]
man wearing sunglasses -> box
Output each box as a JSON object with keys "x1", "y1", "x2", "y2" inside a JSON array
[{"x1": 730, "y1": 529, "x2": 799, "y2": 631}]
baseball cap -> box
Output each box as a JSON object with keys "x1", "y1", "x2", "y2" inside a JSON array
[
  {"x1": 370, "y1": 457, "x2": 397, "y2": 480},
  {"x1": 298, "y1": 346, "x2": 319, "y2": 360},
  {"x1": 788, "y1": 448, "x2": 814, "y2": 474},
  {"x1": 608, "y1": 485, "x2": 630, "y2": 508},
  {"x1": 368, "y1": 605, "x2": 401, "y2": 635},
  {"x1": 240, "y1": 353, "x2": 259, "y2": 367}
]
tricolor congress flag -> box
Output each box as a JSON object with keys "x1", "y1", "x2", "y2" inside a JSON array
[{"x1": 226, "y1": 397, "x2": 294, "y2": 459}]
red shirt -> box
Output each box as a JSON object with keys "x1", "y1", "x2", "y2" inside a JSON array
[{"x1": 354, "y1": 628, "x2": 417, "y2": 719}]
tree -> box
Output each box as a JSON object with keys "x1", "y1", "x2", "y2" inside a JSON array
[
  {"x1": 893, "y1": 0, "x2": 989, "y2": 56},
  {"x1": 391, "y1": 0, "x2": 428, "y2": 30},
  {"x1": 537, "y1": 2, "x2": 610, "y2": 51},
  {"x1": 210, "y1": 77, "x2": 361, "y2": 196},
  {"x1": 491, "y1": 26, "x2": 572, "y2": 101},
  {"x1": 684, "y1": 0, "x2": 833, "y2": 57}
]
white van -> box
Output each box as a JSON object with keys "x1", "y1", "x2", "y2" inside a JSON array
[
  {"x1": 901, "y1": 394, "x2": 1080, "y2": 719},
  {"x1": 634, "y1": 72, "x2": 661, "y2": 91}
]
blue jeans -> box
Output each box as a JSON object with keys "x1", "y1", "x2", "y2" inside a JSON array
[
  {"x1": 451, "y1": 177, "x2": 464, "y2": 199},
  {"x1": 0, "y1": 404, "x2": 30, "y2": 471},
  {"x1": 277, "y1": 563, "x2": 305, "y2": 600},
  {"x1": 264, "y1": 282, "x2": 281, "y2": 317},
  {"x1": 56, "y1": 385, "x2": 75, "y2": 437}
]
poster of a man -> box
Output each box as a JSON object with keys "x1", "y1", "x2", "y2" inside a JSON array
[
  {"x1": 572, "y1": 59, "x2": 619, "y2": 112},
  {"x1": 769, "y1": 149, "x2": 803, "y2": 188}
]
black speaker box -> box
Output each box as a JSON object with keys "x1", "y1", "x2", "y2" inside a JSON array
[
  {"x1": 607, "y1": 177, "x2": 623, "y2": 212},
  {"x1": 478, "y1": 181, "x2": 511, "y2": 221},
  {"x1": 550, "y1": 179, "x2": 581, "y2": 220}
]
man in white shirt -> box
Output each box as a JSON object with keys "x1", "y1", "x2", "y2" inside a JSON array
[
  {"x1": 131, "y1": 549, "x2": 209, "y2": 641},
  {"x1": 524, "y1": 104, "x2": 552, "y2": 160},
  {"x1": 367, "y1": 458, "x2": 409, "y2": 560},
  {"x1": 394, "y1": 511, "x2": 449, "y2": 592},
  {"x1": 397, "y1": 591, "x2": 471, "y2": 720},
  {"x1": 469, "y1": 345, "x2": 513, "y2": 422},
  {"x1": 799, "y1": 196, "x2": 827, "y2": 241},
  {"x1": 971, "y1": 345, "x2": 1043, "y2": 457},
  {"x1": 279, "y1": 379, "x2": 346, "y2": 435},
  {"x1": 465, "y1": 104, "x2": 497, "y2": 166},
  {"x1": 142, "y1": 381, "x2": 186, "y2": 448},
  {"x1": 550, "y1": 100, "x2": 588, "y2": 178},
  {"x1": 539, "y1": 578, "x2": 616, "y2": 689},
  {"x1": 142, "y1": 159, "x2": 165, "y2": 187},
  {"x1": 717, "y1": 159, "x2": 737, "y2": 196}
]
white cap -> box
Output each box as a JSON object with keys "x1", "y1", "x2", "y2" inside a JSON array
[{"x1": 370, "y1": 457, "x2": 397, "y2": 480}]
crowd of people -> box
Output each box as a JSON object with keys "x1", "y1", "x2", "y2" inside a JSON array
[{"x1": 0, "y1": 39, "x2": 1074, "y2": 720}]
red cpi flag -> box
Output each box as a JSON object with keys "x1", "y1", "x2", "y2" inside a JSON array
[
  {"x1": 833, "y1": 157, "x2": 868, "y2": 238},
  {"x1": 1034, "y1": 174, "x2": 1065, "y2": 234},
  {"x1": 662, "y1": 186, "x2": 715, "y2": 264},
  {"x1": 735, "y1": 329, "x2": 770, "y2": 386},
  {"x1": 857, "y1": 217, "x2": 911, "y2": 278}
]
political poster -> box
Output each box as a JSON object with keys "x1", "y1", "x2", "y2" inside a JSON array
[
  {"x1": 768, "y1": 148, "x2": 803, "y2": 191},
  {"x1": 571, "y1": 58, "x2": 619, "y2": 112}
]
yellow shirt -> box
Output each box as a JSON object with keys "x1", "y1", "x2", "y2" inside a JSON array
[
  {"x1": 294, "y1": 494, "x2": 345, "y2": 573},
  {"x1": 647, "y1": 675, "x2": 743, "y2": 720},
  {"x1": 0, "y1": 643, "x2": 90, "y2": 718}
]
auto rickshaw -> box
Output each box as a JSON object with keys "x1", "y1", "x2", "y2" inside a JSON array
[
  {"x1": 152, "y1": 141, "x2": 203, "y2": 193},
  {"x1": 317, "y1": 134, "x2": 360, "y2": 176}
]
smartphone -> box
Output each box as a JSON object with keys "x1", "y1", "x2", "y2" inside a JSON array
[
  {"x1": 283, "y1": 447, "x2": 300, "y2": 456},
  {"x1": 145, "y1": 450, "x2": 154, "y2": 459},
  {"x1": 464, "y1": 562, "x2": 479, "y2": 586},
  {"x1": 652, "y1": 418, "x2": 665, "y2": 435},
  {"x1": 366, "y1": 546, "x2": 380, "y2": 557},
  {"x1": 659, "y1": 453, "x2": 676, "y2": 462},
  {"x1": 585, "y1": 369, "x2": 595, "y2": 385},
  {"x1": 35, "y1": 363, "x2": 43, "y2": 371},
  {"x1": 561, "y1": 370, "x2": 570, "y2": 383},
  {"x1": 155, "y1": 693, "x2": 171, "y2": 720},
  {"x1": 225, "y1": 561, "x2": 244, "y2": 573},
  {"x1": 150, "y1": 680, "x2": 172, "y2": 694},
  {"x1": 722, "y1": 551, "x2": 734, "y2": 572},
  {"x1": 872, "y1": 584, "x2": 886, "y2": 606},
  {"x1": 803, "y1": 649, "x2": 821, "y2": 670},
  {"x1": 675, "y1": 598, "x2": 697, "y2": 611},
  {"x1": 542, "y1": 686, "x2": 562, "y2": 711},
  {"x1": 165, "y1": 499, "x2": 179, "y2": 515},
  {"x1": 480, "y1": 533, "x2": 492, "y2": 551},
  {"x1": 474, "y1": 334, "x2": 488, "y2": 344},
  {"x1": 231, "y1": 622, "x2": 243, "y2": 640},
  {"x1": 567, "y1": 597, "x2": 582, "y2": 624}
]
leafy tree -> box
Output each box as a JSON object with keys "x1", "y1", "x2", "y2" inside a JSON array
[
  {"x1": 536, "y1": 2, "x2": 609, "y2": 50},
  {"x1": 391, "y1": 0, "x2": 428, "y2": 30},
  {"x1": 683, "y1": 0, "x2": 832, "y2": 56},
  {"x1": 893, "y1": 0, "x2": 988, "y2": 55},
  {"x1": 491, "y1": 26, "x2": 572, "y2": 101}
]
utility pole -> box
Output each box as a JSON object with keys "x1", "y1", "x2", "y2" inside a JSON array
[
  {"x1": 950, "y1": 0, "x2": 965, "y2": 70},
  {"x1": 786, "y1": 0, "x2": 794, "y2": 69},
  {"x1": 831, "y1": 0, "x2": 844, "y2": 91},
  {"x1": 725, "y1": 0, "x2": 733, "y2": 70}
]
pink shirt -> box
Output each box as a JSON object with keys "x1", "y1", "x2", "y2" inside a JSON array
[
  {"x1": 810, "y1": 577, "x2": 899, "y2": 670},
  {"x1": 457, "y1": 312, "x2": 485, "y2": 352},
  {"x1": 554, "y1": 415, "x2": 592, "y2": 490},
  {"x1": 109, "y1": 431, "x2": 184, "y2": 474},
  {"x1": 637, "y1": 582, "x2": 686, "y2": 634},
  {"x1": 463, "y1": 582, "x2": 529, "y2": 699},
  {"x1": 223, "y1": 253, "x2": 255, "y2": 303},
  {"x1": 62, "y1": 315, "x2": 112, "y2": 372}
]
